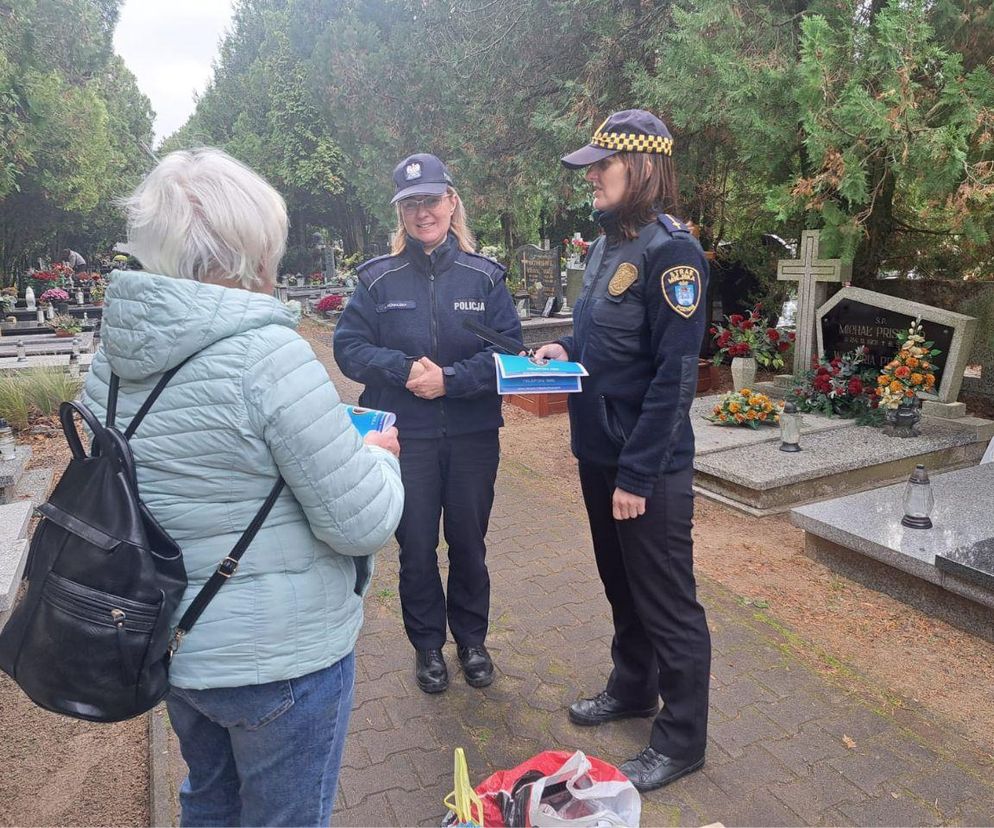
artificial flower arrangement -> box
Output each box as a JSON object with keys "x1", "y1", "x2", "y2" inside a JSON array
[
  {"x1": 788, "y1": 347, "x2": 880, "y2": 421},
  {"x1": 315, "y1": 294, "x2": 344, "y2": 314},
  {"x1": 876, "y1": 318, "x2": 940, "y2": 409},
  {"x1": 707, "y1": 388, "x2": 781, "y2": 428},
  {"x1": 89, "y1": 283, "x2": 105, "y2": 304},
  {"x1": 1, "y1": 287, "x2": 16, "y2": 312},
  {"x1": 40, "y1": 288, "x2": 70, "y2": 306},
  {"x1": 710, "y1": 304, "x2": 795, "y2": 370},
  {"x1": 50, "y1": 314, "x2": 82, "y2": 336},
  {"x1": 308, "y1": 271, "x2": 324, "y2": 285},
  {"x1": 562, "y1": 236, "x2": 590, "y2": 262}
]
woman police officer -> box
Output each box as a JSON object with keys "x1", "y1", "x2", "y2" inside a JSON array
[
  {"x1": 334, "y1": 153, "x2": 522, "y2": 694},
  {"x1": 534, "y1": 110, "x2": 712, "y2": 791}
]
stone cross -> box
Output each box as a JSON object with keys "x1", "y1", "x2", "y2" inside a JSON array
[{"x1": 777, "y1": 230, "x2": 851, "y2": 375}]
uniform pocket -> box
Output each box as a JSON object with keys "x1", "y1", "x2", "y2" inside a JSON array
[{"x1": 591, "y1": 294, "x2": 644, "y2": 330}]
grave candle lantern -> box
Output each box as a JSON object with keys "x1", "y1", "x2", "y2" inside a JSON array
[
  {"x1": 36, "y1": 308, "x2": 44, "y2": 324},
  {"x1": 779, "y1": 401, "x2": 802, "y2": 452},
  {"x1": 901, "y1": 464, "x2": 934, "y2": 529},
  {"x1": 76, "y1": 289, "x2": 84, "y2": 305},
  {"x1": 0, "y1": 417, "x2": 16, "y2": 461},
  {"x1": 45, "y1": 304, "x2": 54, "y2": 320},
  {"x1": 16, "y1": 338, "x2": 26, "y2": 362}
]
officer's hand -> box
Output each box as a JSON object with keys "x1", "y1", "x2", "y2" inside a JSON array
[
  {"x1": 612, "y1": 487, "x2": 647, "y2": 520},
  {"x1": 364, "y1": 426, "x2": 400, "y2": 457},
  {"x1": 533, "y1": 343, "x2": 568, "y2": 363},
  {"x1": 407, "y1": 360, "x2": 426, "y2": 381},
  {"x1": 406, "y1": 357, "x2": 446, "y2": 399}
]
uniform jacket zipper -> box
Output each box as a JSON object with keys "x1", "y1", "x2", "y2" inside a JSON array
[{"x1": 427, "y1": 266, "x2": 447, "y2": 436}]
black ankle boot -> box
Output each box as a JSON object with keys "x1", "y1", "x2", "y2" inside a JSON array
[
  {"x1": 415, "y1": 648, "x2": 448, "y2": 694},
  {"x1": 456, "y1": 644, "x2": 495, "y2": 688}
]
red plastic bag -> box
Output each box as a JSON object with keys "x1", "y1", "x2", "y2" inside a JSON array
[{"x1": 472, "y1": 750, "x2": 640, "y2": 827}]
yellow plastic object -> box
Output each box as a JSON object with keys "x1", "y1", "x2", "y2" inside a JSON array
[{"x1": 443, "y1": 747, "x2": 484, "y2": 827}]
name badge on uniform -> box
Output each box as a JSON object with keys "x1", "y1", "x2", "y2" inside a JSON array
[
  {"x1": 608, "y1": 262, "x2": 638, "y2": 296},
  {"x1": 661, "y1": 265, "x2": 701, "y2": 318}
]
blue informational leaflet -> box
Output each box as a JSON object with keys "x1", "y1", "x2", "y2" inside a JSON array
[
  {"x1": 493, "y1": 353, "x2": 587, "y2": 395},
  {"x1": 345, "y1": 405, "x2": 396, "y2": 436}
]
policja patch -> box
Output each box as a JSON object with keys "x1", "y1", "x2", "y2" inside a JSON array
[
  {"x1": 608, "y1": 262, "x2": 639, "y2": 296},
  {"x1": 661, "y1": 265, "x2": 701, "y2": 318}
]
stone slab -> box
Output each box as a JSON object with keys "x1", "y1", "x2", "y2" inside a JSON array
[
  {"x1": 694, "y1": 418, "x2": 989, "y2": 513},
  {"x1": 791, "y1": 463, "x2": 994, "y2": 612},
  {"x1": 922, "y1": 400, "x2": 967, "y2": 419},
  {"x1": 14, "y1": 467, "x2": 52, "y2": 508},
  {"x1": 0, "y1": 331, "x2": 94, "y2": 358},
  {"x1": 519, "y1": 317, "x2": 572, "y2": 349},
  {"x1": 0, "y1": 538, "x2": 29, "y2": 612},
  {"x1": 0, "y1": 445, "x2": 32, "y2": 503},
  {"x1": 691, "y1": 394, "x2": 854, "y2": 456},
  {"x1": 0, "y1": 499, "x2": 33, "y2": 548},
  {"x1": 0, "y1": 353, "x2": 93, "y2": 374},
  {"x1": 936, "y1": 539, "x2": 994, "y2": 592}
]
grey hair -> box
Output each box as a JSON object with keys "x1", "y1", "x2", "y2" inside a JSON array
[{"x1": 121, "y1": 148, "x2": 288, "y2": 289}]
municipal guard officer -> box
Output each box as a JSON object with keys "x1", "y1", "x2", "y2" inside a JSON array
[
  {"x1": 534, "y1": 110, "x2": 712, "y2": 791},
  {"x1": 334, "y1": 153, "x2": 522, "y2": 694}
]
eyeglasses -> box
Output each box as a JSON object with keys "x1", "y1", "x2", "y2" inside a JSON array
[{"x1": 400, "y1": 195, "x2": 447, "y2": 214}]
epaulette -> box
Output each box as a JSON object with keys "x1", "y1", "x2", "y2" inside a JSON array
[
  {"x1": 658, "y1": 214, "x2": 692, "y2": 236},
  {"x1": 463, "y1": 249, "x2": 506, "y2": 274},
  {"x1": 354, "y1": 253, "x2": 395, "y2": 276}
]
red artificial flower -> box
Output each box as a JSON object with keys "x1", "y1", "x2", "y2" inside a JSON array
[
  {"x1": 709, "y1": 326, "x2": 718, "y2": 336},
  {"x1": 814, "y1": 375, "x2": 832, "y2": 393},
  {"x1": 788, "y1": 332, "x2": 796, "y2": 341},
  {"x1": 728, "y1": 314, "x2": 744, "y2": 326},
  {"x1": 717, "y1": 331, "x2": 732, "y2": 347},
  {"x1": 847, "y1": 378, "x2": 863, "y2": 395},
  {"x1": 779, "y1": 341, "x2": 791, "y2": 352},
  {"x1": 741, "y1": 320, "x2": 754, "y2": 330},
  {"x1": 816, "y1": 366, "x2": 829, "y2": 376},
  {"x1": 767, "y1": 328, "x2": 780, "y2": 342}
]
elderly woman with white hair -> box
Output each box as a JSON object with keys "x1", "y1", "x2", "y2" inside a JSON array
[{"x1": 82, "y1": 148, "x2": 404, "y2": 827}]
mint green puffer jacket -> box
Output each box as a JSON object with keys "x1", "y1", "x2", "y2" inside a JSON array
[{"x1": 82, "y1": 271, "x2": 404, "y2": 689}]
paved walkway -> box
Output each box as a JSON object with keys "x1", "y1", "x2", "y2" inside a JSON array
[{"x1": 165, "y1": 326, "x2": 994, "y2": 826}]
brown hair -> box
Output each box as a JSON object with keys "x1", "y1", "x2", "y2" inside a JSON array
[
  {"x1": 390, "y1": 187, "x2": 477, "y2": 255},
  {"x1": 612, "y1": 153, "x2": 682, "y2": 241}
]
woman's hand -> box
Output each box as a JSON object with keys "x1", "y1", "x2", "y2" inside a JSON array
[
  {"x1": 406, "y1": 357, "x2": 446, "y2": 399},
  {"x1": 407, "y1": 360, "x2": 426, "y2": 381},
  {"x1": 533, "y1": 343, "x2": 568, "y2": 363},
  {"x1": 364, "y1": 426, "x2": 400, "y2": 457},
  {"x1": 612, "y1": 487, "x2": 646, "y2": 520}
]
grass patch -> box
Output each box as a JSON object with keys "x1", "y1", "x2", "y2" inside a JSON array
[{"x1": 0, "y1": 368, "x2": 83, "y2": 430}]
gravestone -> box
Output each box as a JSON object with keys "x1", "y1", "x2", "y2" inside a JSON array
[
  {"x1": 776, "y1": 231, "x2": 850, "y2": 375},
  {"x1": 817, "y1": 286, "x2": 976, "y2": 404},
  {"x1": 515, "y1": 245, "x2": 562, "y2": 316}
]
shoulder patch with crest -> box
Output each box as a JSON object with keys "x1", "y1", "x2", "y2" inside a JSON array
[
  {"x1": 661, "y1": 265, "x2": 701, "y2": 318},
  {"x1": 608, "y1": 262, "x2": 639, "y2": 296}
]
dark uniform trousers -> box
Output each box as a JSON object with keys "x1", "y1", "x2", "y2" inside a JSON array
[
  {"x1": 395, "y1": 431, "x2": 500, "y2": 650},
  {"x1": 578, "y1": 461, "x2": 711, "y2": 760}
]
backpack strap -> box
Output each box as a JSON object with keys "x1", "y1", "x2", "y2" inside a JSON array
[
  {"x1": 104, "y1": 354, "x2": 196, "y2": 437},
  {"x1": 168, "y1": 476, "x2": 286, "y2": 656}
]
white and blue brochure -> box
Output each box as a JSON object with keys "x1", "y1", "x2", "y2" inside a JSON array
[{"x1": 493, "y1": 353, "x2": 587, "y2": 395}]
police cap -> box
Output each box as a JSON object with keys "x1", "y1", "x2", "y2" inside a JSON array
[
  {"x1": 390, "y1": 153, "x2": 454, "y2": 204},
  {"x1": 561, "y1": 109, "x2": 673, "y2": 169}
]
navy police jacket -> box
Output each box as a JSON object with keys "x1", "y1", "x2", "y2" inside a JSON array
[
  {"x1": 333, "y1": 234, "x2": 522, "y2": 439},
  {"x1": 559, "y1": 212, "x2": 709, "y2": 497}
]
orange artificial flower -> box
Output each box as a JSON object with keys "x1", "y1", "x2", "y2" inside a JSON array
[
  {"x1": 910, "y1": 372, "x2": 923, "y2": 384},
  {"x1": 877, "y1": 374, "x2": 888, "y2": 385},
  {"x1": 889, "y1": 380, "x2": 903, "y2": 393},
  {"x1": 895, "y1": 365, "x2": 911, "y2": 378}
]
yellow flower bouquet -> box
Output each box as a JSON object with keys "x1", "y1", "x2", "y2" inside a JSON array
[{"x1": 707, "y1": 388, "x2": 781, "y2": 429}]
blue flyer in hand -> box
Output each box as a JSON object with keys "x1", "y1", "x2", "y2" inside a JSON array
[
  {"x1": 345, "y1": 405, "x2": 397, "y2": 436},
  {"x1": 493, "y1": 353, "x2": 587, "y2": 395}
]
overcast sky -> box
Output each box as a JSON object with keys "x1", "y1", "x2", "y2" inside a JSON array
[{"x1": 114, "y1": 0, "x2": 236, "y2": 144}]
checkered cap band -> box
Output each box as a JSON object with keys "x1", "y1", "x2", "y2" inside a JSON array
[{"x1": 591, "y1": 131, "x2": 673, "y2": 155}]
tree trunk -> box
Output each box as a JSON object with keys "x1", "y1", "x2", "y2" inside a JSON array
[{"x1": 853, "y1": 162, "x2": 896, "y2": 286}]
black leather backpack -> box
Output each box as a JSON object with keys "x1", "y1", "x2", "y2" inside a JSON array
[{"x1": 0, "y1": 359, "x2": 283, "y2": 722}]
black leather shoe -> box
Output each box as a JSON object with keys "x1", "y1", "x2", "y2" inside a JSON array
[
  {"x1": 568, "y1": 691, "x2": 657, "y2": 726},
  {"x1": 619, "y1": 747, "x2": 704, "y2": 792},
  {"x1": 415, "y1": 648, "x2": 448, "y2": 694},
  {"x1": 456, "y1": 644, "x2": 495, "y2": 688}
]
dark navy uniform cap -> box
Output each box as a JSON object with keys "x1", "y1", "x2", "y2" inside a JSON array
[
  {"x1": 390, "y1": 153, "x2": 454, "y2": 204},
  {"x1": 561, "y1": 109, "x2": 674, "y2": 169}
]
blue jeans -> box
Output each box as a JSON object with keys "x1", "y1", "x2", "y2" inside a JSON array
[{"x1": 166, "y1": 652, "x2": 356, "y2": 827}]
